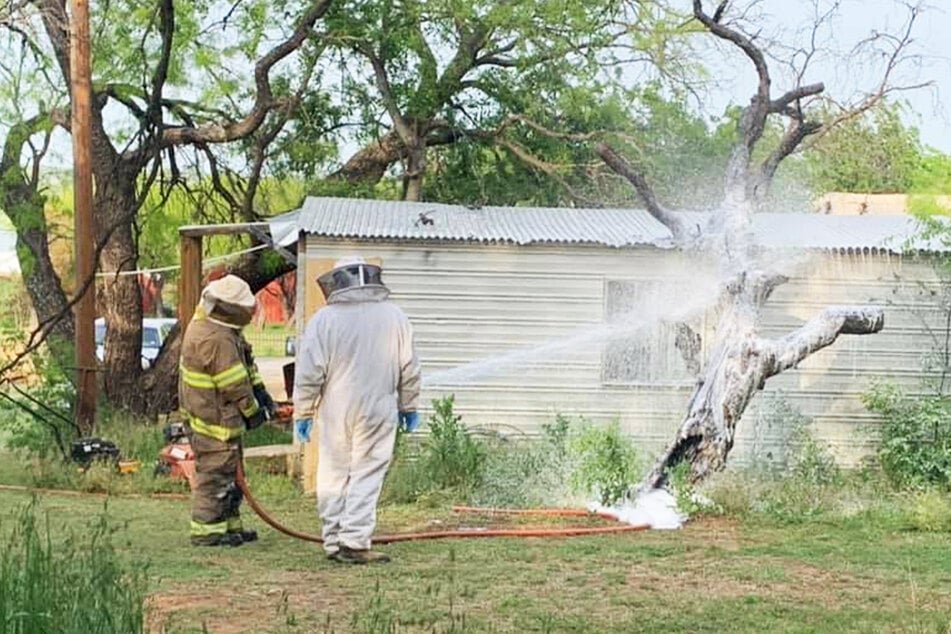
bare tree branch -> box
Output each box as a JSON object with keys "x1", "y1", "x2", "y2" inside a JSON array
[
  {"x1": 148, "y1": 0, "x2": 174, "y2": 123},
  {"x1": 595, "y1": 142, "x2": 690, "y2": 240},
  {"x1": 693, "y1": 0, "x2": 770, "y2": 103},
  {"x1": 768, "y1": 82, "x2": 824, "y2": 113},
  {"x1": 158, "y1": 0, "x2": 330, "y2": 147}
]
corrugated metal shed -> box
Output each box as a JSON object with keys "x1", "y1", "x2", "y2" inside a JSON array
[{"x1": 270, "y1": 196, "x2": 948, "y2": 253}]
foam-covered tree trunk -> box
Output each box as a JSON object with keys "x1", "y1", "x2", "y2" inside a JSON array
[
  {"x1": 596, "y1": 0, "x2": 916, "y2": 489},
  {"x1": 642, "y1": 278, "x2": 883, "y2": 488}
]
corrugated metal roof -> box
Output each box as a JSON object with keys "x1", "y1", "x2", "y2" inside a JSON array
[
  {"x1": 270, "y1": 197, "x2": 947, "y2": 253},
  {"x1": 290, "y1": 197, "x2": 672, "y2": 248},
  {"x1": 751, "y1": 213, "x2": 938, "y2": 252}
]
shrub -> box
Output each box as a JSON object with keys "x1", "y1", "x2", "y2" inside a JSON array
[
  {"x1": 423, "y1": 395, "x2": 485, "y2": 494},
  {"x1": 0, "y1": 499, "x2": 148, "y2": 634},
  {"x1": 905, "y1": 489, "x2": 951, "y2": 532},
  {"x1": 470, "y1": 415, "x2": 574, "y2": 508},
  {"x1": 0, "y1": 364, "x2": 75, "y2": 460},
  {"x1": 863, "y1": 383, "x2": 951, "y2": 489},
  {"x1": 788, "y1": 423, "x2": 841, "y2": 486},
  {"x1": 382, "y1": 395, "x2": 485, "y2": 504},
  {"x1": 568, "y1": 420, "x2": 641, "y2": 506}
]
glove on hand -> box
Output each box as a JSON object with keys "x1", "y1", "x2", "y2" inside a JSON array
[
  {"x1": 398, "y1": 411, "x2": 420, "y2": 433},
  {"x1": 295, "y1": 418, "x2": 313, "y2": 443},
  {"x1": 253, "y1": 384, "x2": 277, "y2": 419},
  {"x1": 244, "y1": 408, "x2": 267, "y2": 431}
]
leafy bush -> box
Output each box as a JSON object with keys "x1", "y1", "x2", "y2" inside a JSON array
[
  {"x1": 382, "y1": 395, "x2": 485, "y2": 504},
  {"x1": 788, "y1": 423, "x2": 841, "y2": 487},
  {"x1": 863, "y1": 383, "x2": 951, "y2": 489},
  {"x1": 703, "y1": 401, "x2": 850, "y2": 522},
  {"x1": 568, "y1": 419, "x2": 641, "y2": 506},
  {"x1": 0, "y1": 364, "x2": 75, "y2": 460},
  {"x1": 667, "y1": 461, "x2": 708, "y2": 516},
  {"x1": 470, "y1": 415, "x2": 574, "y2": 508},
  {"x1": 0, "y1": 499, "x2": 148, "y2": 634},
  {"x1": 424, "y1": 395, "x2": 485, "y2": 494},
  {"x1": 905, "y1": 489, "x2": 951, "y2": 532}
]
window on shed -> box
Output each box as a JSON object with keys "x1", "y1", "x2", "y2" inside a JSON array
[{"x1": 602, "y1": 279, "x2": 697, "y2": 386}]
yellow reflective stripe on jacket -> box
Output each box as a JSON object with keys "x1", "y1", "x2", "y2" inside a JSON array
[
  {"x1": 190, "y1": 519, "x2": 228, "y2": 536},
  {"x1": 180, "y1": 365, "x2": 216, "y2": 389},
  {"x1": 213, "y1": 363, "x2": 251, "y2": 388},
  {"x1": 251, "y1": 371, "x2": 264, "y2": 386},
  {"x1": 188, "y1": 415, "x2": 244, "y2": 442},
  {"x1": 180, "y1": 363, "x2": 250, "y2": 390},
  {"x1": 226, "y1": 517, "x2": 243, "y2": 532}
]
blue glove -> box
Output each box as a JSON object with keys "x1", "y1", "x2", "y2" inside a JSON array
[
  {"x1": 294, "y1": 418, "x2": 313, "y2": 443},
  {"x1": 399, "y1": 411, "x2": 420, "y2": 433}
]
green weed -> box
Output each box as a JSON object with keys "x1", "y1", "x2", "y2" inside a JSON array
[{"x1": 0, "y1": 498, "x2": 148, "y2": 634}]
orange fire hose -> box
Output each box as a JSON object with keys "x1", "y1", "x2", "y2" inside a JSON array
[{"x1": 235, "y1": 463, "x2": 650, "y2": 543}]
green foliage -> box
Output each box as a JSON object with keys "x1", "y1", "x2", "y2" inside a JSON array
[
  {"x1": 469, "y1": 415, "x2": 573, "y2": 508},
  {"x1": 904, "y1": 489, "x2": 951, "y2": 532},
  {"x1": 788, "y1": 422, "x2": 841, "y2": 487},
  {"x1": 704, "y1": 400, "x2": 845, "y2": 523},
  {"x1": 0, "y1": 279, "x2": 32, "y2": 332},
  {"x1": 803, "y1": 101, "x2": 924, "y2": 194},
  {"x1": 0, "y1": 364, "x2": 75, "y2": 460},
  {"x1": 243, "y1": 423, "x2": 293, "y2": 448},
  {"x1": 383, "y1": 395, "x2": 485, "y2": 504},
  {"x1": 0, "y1": 499, "x2": 148, "y2": 634},
  {"x1": 567, "y1": 419, "x2": 641, "y2": 506},
  {"x1": 666, "y1": 461, "x2": 705, "y2": 516},
  {"x1": 423, "y1": 395, "x2": 486, "y2": 495},
  {"x1": 863, "y1": 383, "x2": 951, "y2": 489}
]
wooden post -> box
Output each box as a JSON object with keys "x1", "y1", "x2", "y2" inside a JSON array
[
  {"x1": 178, "y1": 235, "x2": 203, "y2": 326},
  {"x1": 70, "y1": 0, "x2": 96, "y2": 435}
]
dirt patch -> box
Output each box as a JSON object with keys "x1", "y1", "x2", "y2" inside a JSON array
[
  {"x1": 147, "y1": 574, "x2": 354, "y2": 634},
  {"x1": 624, "y1": 554, "x2": 935, "y2": 609},
  {"x1": 682, "y1": 516, "x2": 743, "y2": 551}
]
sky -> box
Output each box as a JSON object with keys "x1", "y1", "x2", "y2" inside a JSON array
[{"x1": 688, "y1": 0, "x2": 950, "y2": 152}]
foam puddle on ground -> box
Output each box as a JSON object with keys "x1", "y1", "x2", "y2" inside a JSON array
[{"x1": 591, "y1": 488, "x2": 687, "y2": 530}]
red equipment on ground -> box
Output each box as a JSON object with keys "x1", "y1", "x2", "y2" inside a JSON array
[{"x1": 156, "y1": 422, "x2": 196, "y2": 488}]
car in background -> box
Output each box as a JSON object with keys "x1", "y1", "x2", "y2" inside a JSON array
[{"x1": 95, "y1": 317, "x2": 177, "y2": 369}]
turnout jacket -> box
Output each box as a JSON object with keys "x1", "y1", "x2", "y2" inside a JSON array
[{"x1": 179, "y1": 315, "x2": 261, "y2": 441}]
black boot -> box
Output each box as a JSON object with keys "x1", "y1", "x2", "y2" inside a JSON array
[
  {"x1": 332, "y1": 545, "x2": 390, "y2": 564},
  {"x1": 191, "y1": 533, "x2": 243, "y2": 547},
  {"x1": 230, "y1": 529, "x2": 258, "y2": 543}
]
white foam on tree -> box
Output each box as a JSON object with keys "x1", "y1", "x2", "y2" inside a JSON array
[{"x1": 591, "y1": 489, "x2": 686, "y2": 530}]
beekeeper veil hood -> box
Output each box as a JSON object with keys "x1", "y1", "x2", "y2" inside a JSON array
[
  {"x1": 318, "y1": 256, "x2": 385, "y2": 300},
  {"x1": 200, "y1": 274, "x2": 256, "y2": 328}
]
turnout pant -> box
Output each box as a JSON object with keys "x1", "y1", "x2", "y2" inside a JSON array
[{"x1": 189, "y1": 433, "x2": 244, "y2": 539}]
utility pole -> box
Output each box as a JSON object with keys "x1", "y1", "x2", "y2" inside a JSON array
[{"x1": 70, "y1": 0, "x2": 97, "y2": 435}]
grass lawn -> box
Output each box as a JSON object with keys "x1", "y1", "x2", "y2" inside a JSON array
[{"x1": 1, "y1": 487, "x2": 949, "y2": 634}]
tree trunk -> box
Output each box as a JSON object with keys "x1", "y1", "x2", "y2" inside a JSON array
[
  {"x1": 328, "y1": 130, "x2": 404, "y2": 184},
  {"x1": 4, "y1": 187, "x2": 73, "y2": 344},
  {"x1": 641, "y1": 271, "x2": 884, "y2": 490},
  {"x1": 402, "y1": 143, "x2": 427, "y2": 202},
  {"x1": 0, "y1": 118, "x2": 74, "y2": 362},
  {"x1": 94, "y1": 165, "x2": 146, "y2": 411}
]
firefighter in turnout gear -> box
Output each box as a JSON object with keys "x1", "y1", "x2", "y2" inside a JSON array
[{"x1": 179, "y1": 275, "x2": 275, "y2": 547}]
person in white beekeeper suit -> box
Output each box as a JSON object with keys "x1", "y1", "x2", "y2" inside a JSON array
[{"x1": 293, "y1": 256, "x2": 421, "y2": 564}]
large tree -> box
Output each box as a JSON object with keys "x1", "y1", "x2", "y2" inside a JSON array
[
  {"x1": 313, "y1": 0, "x2": 690, "y2": 201},
  {"x1": 597, "y1": 0, "x2": 927, "y2": 488},
  {"x1": 0, "y1": 0, "x2": 333, "y2": 414}
]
